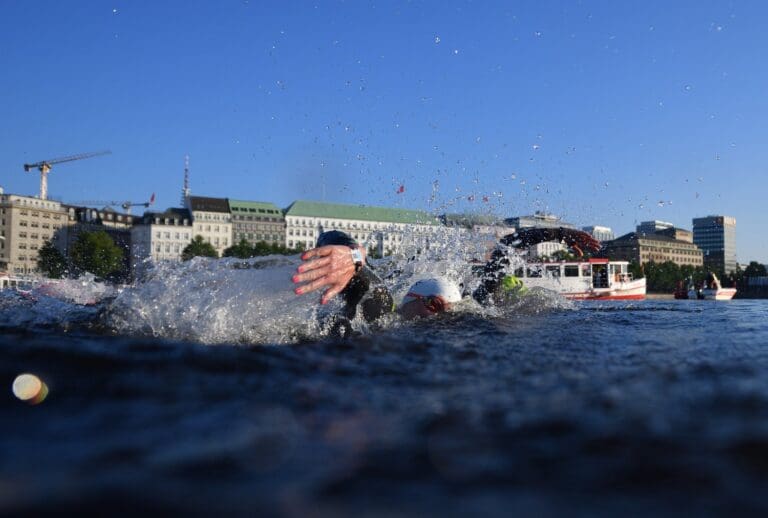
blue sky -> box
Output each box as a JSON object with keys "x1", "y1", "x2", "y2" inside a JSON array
[{"x1": 1, "y1": 1, "x2": 766, "y2": 262}]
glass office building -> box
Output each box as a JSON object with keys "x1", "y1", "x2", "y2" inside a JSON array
[{"x1": 692, "y1": 215, "x2": 737, "y2": 274}]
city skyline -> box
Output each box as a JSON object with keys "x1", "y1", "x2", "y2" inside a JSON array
[{"x1": 2, "y1": 1, "x2": 766, "y2": 262}]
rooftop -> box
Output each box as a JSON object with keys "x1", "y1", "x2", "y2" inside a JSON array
[
  {"x1": 188, "y1": 196, "x2": 230, "y2": 213},
  {"x1": 285, "y1": 200, "x2": 438, "y2": 225}
]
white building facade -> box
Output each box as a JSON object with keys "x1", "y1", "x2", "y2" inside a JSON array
[
  {"x1": 0, "y1": 191, "x2": 69, "y2": 275},
  {"x1": 187, "y1": 196, "x2": 232, "y2": 257},
  {"x1": 284, "y1": 200, "x2": 442, "y2": 256},
  {"x1": 131, "y1": 208, "x2": 193, "y2": 266}
]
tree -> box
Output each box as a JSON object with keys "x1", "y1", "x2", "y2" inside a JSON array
[
  {"x1": 182, "y1": 235, "x2": 218, "y2": 261},
  {"x1": 223, "y1": 238, "x2": 255, "y2": 258},
  {"x1": 744, "y1": 261, "x2": 767, "y2": 278},
  {"x1": 70, "y1": 230, "x2": 124, "y2": 279},
  {"x1": 643, "y1": 260, "x2": 683, "y2": 293},
  {"x1": 37, "y1": 240, "x2": 68, "y2": 278},
  {"x1": 628, "y1": 260, "x2": 644, "y2": 280}
]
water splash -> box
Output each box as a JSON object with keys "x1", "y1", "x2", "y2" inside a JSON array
[{"x1": 0, "y1": 231, "x2": 574, "y2": 345}]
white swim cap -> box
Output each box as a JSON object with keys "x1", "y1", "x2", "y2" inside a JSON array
[{"x1": 402, "y1": 278, "x2": 462, "y2": 305}]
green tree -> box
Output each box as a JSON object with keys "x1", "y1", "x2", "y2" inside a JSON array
[
  {"x1": 252, "y1": 240, "x2": 273, "y2": 256},
  {"x1": 628, "y1": 260, "x2": 644, "y2": 280},
  {"x1": 182, "y1": 235, "x2": 218, "y2": 261},
  {"x1": 744, "y1": 261, "x2": 767, "y2": 278},
  {"x1": 70, "y1": 230, "x2": 124, "y2": 279},
  {"x1": 643, "y1": 260, "x2": 682, "y2": 292},
  {"x1": 36, "y1": 240, "x2": 68, "y2": 278},
  {"x1": 223, "y1": 238, "x2": 255, "y2": 258}
]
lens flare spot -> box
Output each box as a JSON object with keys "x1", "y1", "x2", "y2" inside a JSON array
[{"x1": 12, "y1": 374, "x2": 49, "y2": 404}]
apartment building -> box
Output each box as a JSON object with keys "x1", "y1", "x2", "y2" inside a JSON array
[
  {"x1": 0, "y1": 191, "x2": 69, "y2": 275},
  {"x1": 603, "y1": 232, "x2": 703, "y2": 267},
  {"x1": 131, "y1": 208, "x2": 193, "y2": 267},
  {"x1": 187, "y1": 196, "x2": 232, "y2": 257},
  {"x1": 228, "y1": 199, "x2": 285, "y2": 248}
]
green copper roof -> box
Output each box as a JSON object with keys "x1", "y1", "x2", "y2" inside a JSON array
[
  {"x1": 228, "y1": 199, "x2": 284, "y2": 216},
  {"x1": 285, "y1": 200, "x2": 438, "y2": 225}
]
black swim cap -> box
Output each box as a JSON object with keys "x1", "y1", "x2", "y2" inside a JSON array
[{"x1": 316, "y1": 230, "x2": 358, "y2": 248}]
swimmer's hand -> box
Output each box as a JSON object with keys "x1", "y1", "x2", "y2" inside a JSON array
[{"x1": 292, "y1": 245, "x2": 365, "y2": 304}]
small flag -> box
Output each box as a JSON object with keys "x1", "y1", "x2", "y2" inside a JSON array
[
  {"x1": 149, "y1": 193, "x2": 156, "y2": 204},
  {"x1": 397, "y1": 185, "x2": 405, "y2": 194}
]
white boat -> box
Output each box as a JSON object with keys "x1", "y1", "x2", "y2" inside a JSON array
[
  {"x1": 687, "y1": 287, "x2": 737, "y2": 301},
  {"x1": 513, "y1": 258, "x2": 646, "y2": 300},
  {"x1": 686, "y1": 272, "x2": 737, "y2": 300}
]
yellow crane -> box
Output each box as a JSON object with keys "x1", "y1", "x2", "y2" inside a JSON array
[{"x1": 23, "y1": 150, "x2": 111, "y2": 200}]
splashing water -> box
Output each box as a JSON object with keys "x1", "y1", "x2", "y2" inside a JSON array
[{"x1": 0, "y1": 230, "x2": 574, "y2": 345}]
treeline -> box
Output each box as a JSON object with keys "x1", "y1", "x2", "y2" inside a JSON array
[
  {"x1": 37, "y1": 233, "x2": 309, "y2": 282},
  {"x1": 627, "y1": 260, "x2": 767, "y2": 293},
  {"x1": 219, "y1": 238, "x2": 306, "y2": 259}
]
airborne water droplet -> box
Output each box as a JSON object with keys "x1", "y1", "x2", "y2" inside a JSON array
[{"x1": 434, "y1": 36, "x2": 441, "y2": 44}]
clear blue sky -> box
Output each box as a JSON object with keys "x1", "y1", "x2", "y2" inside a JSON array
[{"x1": 2, "y1": 1, "x2": 766, "y2": 262}]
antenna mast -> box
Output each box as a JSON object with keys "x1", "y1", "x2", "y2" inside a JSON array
[{"x1": 181, "y1": 155, "x2": 190, "y2": 206}]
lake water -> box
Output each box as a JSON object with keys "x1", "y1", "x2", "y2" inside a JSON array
[{"x1": 2, "y1": 259, "x2": 768, "y2": 516}]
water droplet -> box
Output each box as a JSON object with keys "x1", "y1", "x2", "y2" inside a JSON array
[
  {"x1": 453, "y1": 49, "x2": 459, "y2": 55},
  {"x1": 534, "y1": 31, "x2": 543, "y2": 37},
  {"x1": 684, "y1": 84, "x2": 692, "y2": 92},
  {"x1": 649, "y1": 25, "x2": 655, "y2": 31},
  {"x1": 434, "y1": 36, "x2": 441, "y2": 44},
  {"x1": 532, "y1": 144, "x2": 540, "y2": 150},
  {"x1": 475, "y1": 137, "x2": 481, "y2": 143},
  {"x1": 112, "y1": 8, "x2": 118, "y2": 14}
]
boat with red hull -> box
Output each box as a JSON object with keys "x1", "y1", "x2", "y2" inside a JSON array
[{"x1": 513, "y1": 258, "x2": 646, "y2": 300}]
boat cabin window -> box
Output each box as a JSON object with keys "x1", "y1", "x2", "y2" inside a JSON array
[
  {"x1": 526, "y1": 266, "x2": 542, "y2": 278},
  {"x1": 514, "y1": 267, "x2": 525, "y2": 278},
  {"x1": 546, "y1": 265, "x2": 561, "y2": 277},
  {"x1": 581, "y1": 264, "x2": 591, "y2": 277},
  {"x1": 564, "y1": 265, "x2": 579, "y2": 277}
]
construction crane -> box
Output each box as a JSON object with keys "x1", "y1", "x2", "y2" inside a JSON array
[
  {"x1": 71, "y1": 193, "x2": 156, "y2": 215},
  {"x1": 23, "y1": 150, "x2": 111, "y2": 200}
]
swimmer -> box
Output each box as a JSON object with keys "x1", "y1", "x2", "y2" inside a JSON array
[{"x1": 292, "y1": 227, "x2": 601, "y2": 325}]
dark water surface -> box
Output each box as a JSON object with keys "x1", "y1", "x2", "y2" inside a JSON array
[{"x1": 2, "y1": 300, "x2": 768, "y2": 516}]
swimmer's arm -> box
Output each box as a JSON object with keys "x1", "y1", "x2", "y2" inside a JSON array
[
  {"x1": 500, "y1": 227, "x2": 601, "y2": 255},
  {"x1": 293, "y1": 244, "x2": 367, "y2": 304}
]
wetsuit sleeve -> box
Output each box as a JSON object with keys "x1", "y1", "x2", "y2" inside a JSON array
[
  {"x1": 316, "y1": 230, "x2": 393, "y2": 322},
  {"x1": 472, "y1": 248, "x2": 510, "y2": 305}
]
